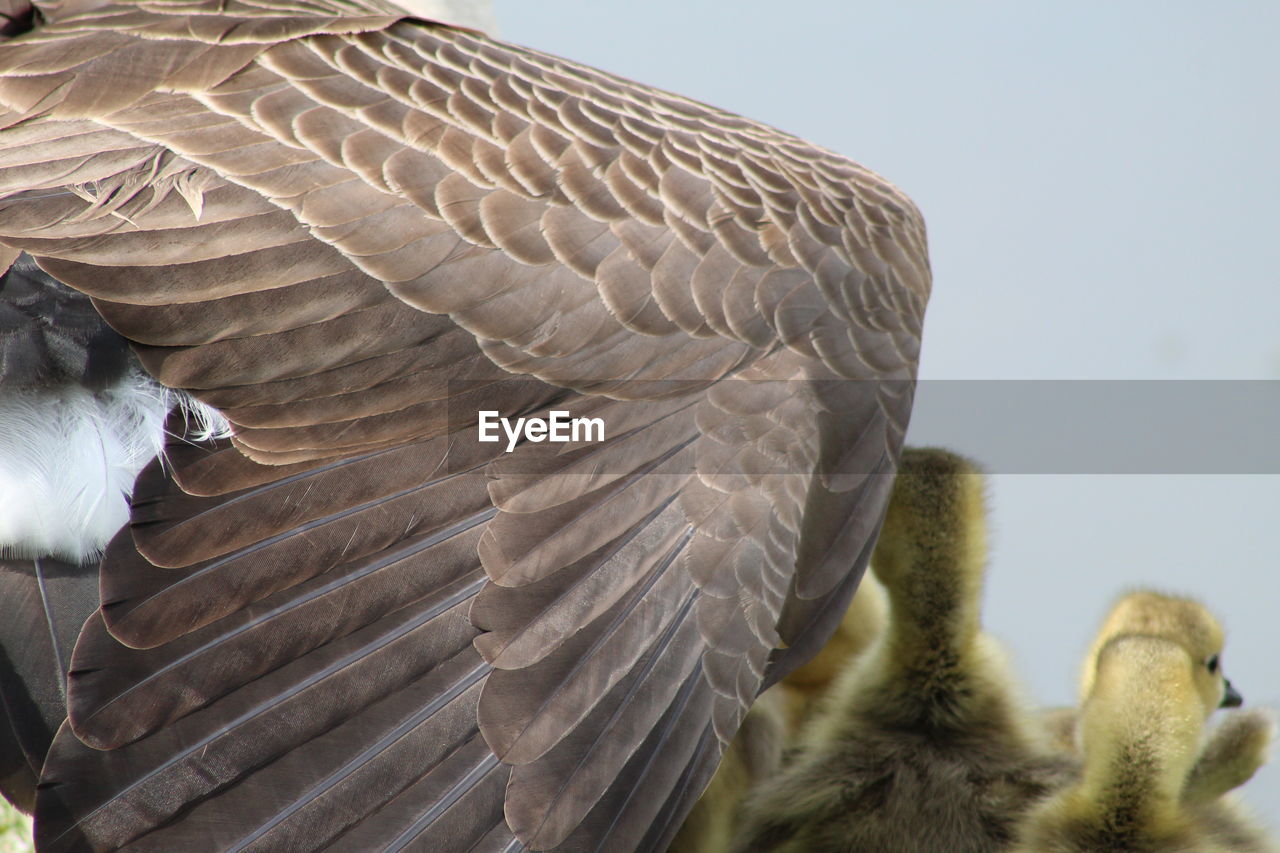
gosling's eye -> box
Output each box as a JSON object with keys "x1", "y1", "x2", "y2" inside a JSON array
[{"x1": 1206, "y1": 654, "x2": 1220, "y2": 674}]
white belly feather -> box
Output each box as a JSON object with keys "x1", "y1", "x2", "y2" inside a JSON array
[{"x1": 0, "y1": 374, "x2": 228, "y2": 563}]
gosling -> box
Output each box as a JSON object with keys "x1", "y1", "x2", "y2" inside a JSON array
[
  {"x1": 668, "y1": 691, "x2": 787, "y2": 853},
  {"x1": 672, "y1": 576, "x2": 886, "y2": 852},
  {"x1": 1044, "y1": 590, "x2": 1267, "y2": 807},
  {"x1": 1011, "y1": 634, "x2": 1275, "y2": 853},
  {"x1": 1080, "y1": 591, "x2": 1242, "y2": 709},
  {"x1": 731, "y1": 448, "x2": 1074, "y2": 852},
  {"x1": 775, "y1": 572, "x2": 888, "y2": 728}
]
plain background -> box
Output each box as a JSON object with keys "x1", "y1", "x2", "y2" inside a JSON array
[{"x1": 485, "y1": 1, "x2": 1280, "y2": 822}]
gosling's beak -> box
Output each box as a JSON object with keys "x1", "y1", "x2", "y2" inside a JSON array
[{"x1": 1221, "y1": 679, "x2": 1244, "y2": 708}]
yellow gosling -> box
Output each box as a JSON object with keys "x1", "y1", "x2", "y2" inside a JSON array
[
  {"x1": 1012, "y1": 635, "x2": 1275, "y2": 853},
  {"x1": 1052, "y1": 590, "x2": 1270, "y2": 828},
  {"x1": 775, "y1": 573, "x2": 888, "y2": 729},
  {"x1": 668, "y1": 690, "x2": 787, "y2": 853},
  {"x1": 1080, "y1": 591, "x2": 1241, "y2": 709},
  {"x1": 673, "y1": 574, "x2": 886, "y2": 852},
  {"x1": 730, "y1": 448, "x2": 1073, "y2": 853}
]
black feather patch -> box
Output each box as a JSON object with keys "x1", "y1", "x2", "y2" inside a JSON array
[{"x1": 0, "y1": 253, "x2": 131, "y2": 391}]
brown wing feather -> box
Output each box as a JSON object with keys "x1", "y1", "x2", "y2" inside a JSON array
[{"x1": 0, "y1": 4, "x2": 928, "y2": 851}]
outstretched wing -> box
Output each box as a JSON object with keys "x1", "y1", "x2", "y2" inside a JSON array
[{"x1": 0, "y1": 2, "x2": 929, "y2": 850}]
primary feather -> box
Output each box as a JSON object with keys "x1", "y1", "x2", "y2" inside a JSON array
[{"x1": 0, "y1": 2, "x2": 931, "y2": 850}]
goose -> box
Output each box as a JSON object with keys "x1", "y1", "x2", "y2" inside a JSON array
[
  {"x1": 0, "y1": 0, "x2": 930, "y2": 850},
  {"x1": 730, "y1": 448, "x2": 1075, "y2": 853},
  {"x1": 1010, "y1": 634, "x2": 1276, "y2": 853}
]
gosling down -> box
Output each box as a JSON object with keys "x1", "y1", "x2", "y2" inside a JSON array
[
  {"x1": 1045, "y1": 589, "x2": 1263, "y2": 799},
  {"x1": 1100, "y1": 592, "x2": 1274, "y2": 818},
  {"x1": 1013, "y1": 592, "x2": 1276, "y2": 853},
  {"x1": 1041, "y1": 591, "x2": 1242, "y2": 755},
  {"x1": 732, "y1": 448, "x2": 1074, "y2": 853},
  {"x1": 670, "y1": 577, "x2": 887, "y2": 852},
  {"x1": 1011, "y1": 633, "x2": 1275, "y2": 853}
]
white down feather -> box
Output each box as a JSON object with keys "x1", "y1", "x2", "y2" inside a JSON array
[{"x1": 0, "y1": 374, "x2": 229, "y2": 563}]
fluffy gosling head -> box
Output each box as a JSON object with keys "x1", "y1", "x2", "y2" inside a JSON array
[
  {"x1": 871, "y1": 447, "x2": 986, "y2": 594},
  {"x1": 1018, "y1": 635, "x2": 1217, "y2": 850},
  {"x1": 1085, "y1": 635, "x2": 1216, "y2": 788},
  {"x1": 1017, "y1": 632, "x2": 1274, "y2": 853},
  {"x1": 1081, "y1": 590, "x2": 1241, "y2": 712}
]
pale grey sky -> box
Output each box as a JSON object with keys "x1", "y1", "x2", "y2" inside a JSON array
[
  {"x1": 394, "y1": 0, "x2": 496, "y2": 31},
  {"x1": 493, "y1": 0, "x2": 1280, "y2": 822}
]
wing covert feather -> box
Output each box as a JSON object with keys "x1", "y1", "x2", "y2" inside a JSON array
[{"x1": 0, "y1": 4, "x2": 929, "y2": 851}]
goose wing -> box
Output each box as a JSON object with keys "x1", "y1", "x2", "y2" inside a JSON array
[{"x1": 0, "y1": 2, "x2": 930, "y2": 850}]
